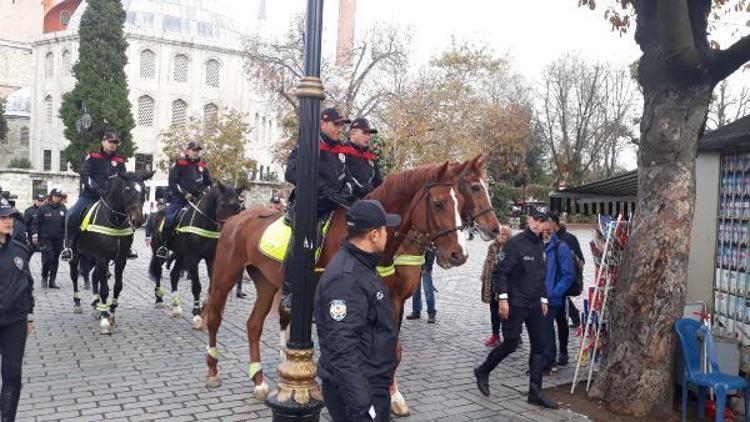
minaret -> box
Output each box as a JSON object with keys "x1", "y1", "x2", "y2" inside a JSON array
[
  {"x1": 335, "y1": 0, "x2": 356, "y2": 67},
  {"x1": 257, "y1": 0, "x2": 267, "y2": 21}
]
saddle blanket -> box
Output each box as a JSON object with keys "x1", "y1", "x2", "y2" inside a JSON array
[{"x1": 259, "y1": 215, "x2": 332, "y2": 262}]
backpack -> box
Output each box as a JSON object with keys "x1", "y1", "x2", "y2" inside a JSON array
[{"x1": 555, "y1": 244, "x2": 584, "y2": 297}]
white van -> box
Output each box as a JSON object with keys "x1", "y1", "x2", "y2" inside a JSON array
[{"x1": 143, "y1": 179, "x2": 170, "y2": 217}]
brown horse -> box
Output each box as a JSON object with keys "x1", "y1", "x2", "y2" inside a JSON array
[
  {"x1": 383, "y1": 155, "x2": 500, "y2": 415},
  {"x1": 202, "y1": 162, "x2": 469, "y2": 398}
]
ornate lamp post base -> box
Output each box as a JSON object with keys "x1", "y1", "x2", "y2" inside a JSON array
[{"x1": 266, "y1": 348, "x2": 324, "y2": 421}]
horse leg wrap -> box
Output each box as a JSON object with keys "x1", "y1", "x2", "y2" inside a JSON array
[
  {"x1": 206, "y1": 346, "x2": 220, "y2": 360},
  {"x1": 97, "y1": 303, "x2": 110, "y2": 313},
  {"x1": 171, "y1": 295, "x2": 181, "y2": 306},
  {"x1": 155, "y1": 287, "x2": 165, "y2": 298},
  {"x1": 248, "y1": 362, "x2": 262, "y2": 379},
  {"x1": 74, "y1": 292, "x2": 82, "y2": 300}
]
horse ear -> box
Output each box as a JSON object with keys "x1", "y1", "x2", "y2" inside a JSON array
[
  {"x1": 476, "y1": 154, "x2": 486, "y2": 169},
  {"x1": 216, "y1": 181, "x2": 226, "y2": 193},
  {"x1": 433, "y1": 161, "x2": 450, "y2": 181}
]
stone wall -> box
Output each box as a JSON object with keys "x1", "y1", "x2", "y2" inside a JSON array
[
  {"x1": 0, "y1": 168, "x2": 79, "y2": 208},
  {"x1": 0, "y1": 116, "x2": 31, "y2": 167},
  {"x1": 242, "y1": 181, "x2": 287, "y2": 208},
  {"x1": 0, "y1": 42, "x2": 33, "y2": 96}
]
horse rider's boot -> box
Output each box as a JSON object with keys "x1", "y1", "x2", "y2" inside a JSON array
[
  {"x1": 236, "y1": 279, "x2": 247, "y2": 298},
  {"x1": 527, "y1": 354, "x2": 558, "y2": 409},
  {"x1": 155, "y1": 226, "x2": 171, "y2": 260},
  {"x1": 47, "y1": 275, "x2": 60, "y2": 289},
  {"x1": 279, "y1": 236, "x2": 295, "y2": 315}
]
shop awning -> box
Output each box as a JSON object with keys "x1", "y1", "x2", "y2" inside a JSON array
[{"x1": 549, "y1": 170, "x2": 637, "y2": 216}]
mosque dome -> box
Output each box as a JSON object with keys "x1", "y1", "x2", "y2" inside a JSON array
[{"x1": 4, "y1": 87, "x2": 31, "y2": 118}]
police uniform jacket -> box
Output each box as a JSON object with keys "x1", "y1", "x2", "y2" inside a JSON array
[
  {"x1": 285, "y1": 133, "x2": 351, "y2": 209},
  {"x1": 343, "y1": 142, "x2": 382, "y2": 199},
  {"x1": 32, "y1": 203, "x2": 67, "y2": 239},
  {"x1": 23, "y1": 205, "x2": 41, "y2": 228},
  {"x1": 314, "y1": 241, "x2": 398, "y2": 418},
  {"x1": 79, "y1": 148, "x2": 127, "y2": 199},
  {"x1": 168, "y1": 158, "x2": 213, "y2": 200},
  {"x1": 12, "y1": 214, "x2": 29, "y2": 246},
  {"x1": 492, "y1": 227, "x2": 548, "y2": 308},
  {"x1": 0, "y1": 237, "x2": 34, "y2": 326}
]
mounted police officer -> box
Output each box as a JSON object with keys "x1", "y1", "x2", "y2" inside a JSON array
[
  {"x1": 281, "y1": 107, "x2": 354, "y2": 313},
  {"x1": 31, "y1": 189, "x2": 67, "y2": 289},
  {"x1": 155, "y1": 141, "x2": 213, "y2": 259},
  {"x1": 61, "y1": 131, "x2": 127, "y2": 261},
  {"x1": 346, "y1": 117, "x2": 382, "y2": 199},
  {"x1": 314, "y1": 199, "x2": 401, "y2": 421}
]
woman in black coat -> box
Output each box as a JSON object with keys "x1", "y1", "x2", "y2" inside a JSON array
[{"x1": 0, "y1": 198, "x2": 34, "y2": 421}]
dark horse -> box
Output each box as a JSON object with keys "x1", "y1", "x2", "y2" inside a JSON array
[
  {"x1": 148, "y1": 182, "x2": 243, "y2": 330},
  {"x1": 69, "y1": 171, "x2": 154, "y2": 335}
]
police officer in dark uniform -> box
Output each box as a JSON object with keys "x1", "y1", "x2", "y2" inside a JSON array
[
  {"x1": 346, "y1": 117, "x2": 382, "y2": 199},
  {"x1": 31, "y1": 189, "x2": 67, "y2": 289},
  {"x1": 155, "y1": 141, "x2": 213, "y2": 259},
  {"x1": 145, "y1": 198, "x2": 167, "y2": 247},
  {"x1": 281, "y1": 107, "x2": 354, "y2": 312},
  {"x1": 61, "y1": 131, "x2": 127, "y2": 261},
  {"x1": 23, "y1": 195, "x2": 45, "y2": 235},
  {"x1": 474, "y1": 209, "x2": 558, "y2": 409},
  {"x1": 2, "y1": 190, "x2": 30, "y2": 247},
  {"x1": 0, "y1": 197, "x2": 35, "y2": 422},
  {"x1": 314, "y1": 199, "x2": 401, "y2": 421}
]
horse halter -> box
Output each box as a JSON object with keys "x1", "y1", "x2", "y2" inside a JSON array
[
  {"x1": 399, "y1": 180, "x2": 465, "y2": 249},
  {"x1": 459, "y1": 179, "x2": 495, "y2": 225},
  {"x1": 99, "y1": 198, "x2": 136, "y2": 228}
]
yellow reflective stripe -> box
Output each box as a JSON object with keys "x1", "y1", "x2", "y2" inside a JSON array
[
  {"x1": 176, "y1": 226, "x2": 220, "y2": 239},
  {"x1": 159, "y1": 218, "x2": 165, "y2": 233},
  {"x1": 80, "y1": 202, "x2": 99, "y2": 232},
  {"x1": 376, "y1": 265, "x2": 396, "y2": 278},
  {"x1": 248, "y1": 362, "x2": 262, "y2": 379},
  {"x1": 394, "y1": 254, "x2": 425, "y2": 266},
  {"x1": 84, "y1": 224, "x2": 134, "y2": 237},
  {"x1": 207, "y1": 346, "x2": 220, "y2": 360}
]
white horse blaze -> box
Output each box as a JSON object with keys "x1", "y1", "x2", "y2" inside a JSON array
[
  {"x1": 450, "y1": 188, "x2": 468, "y2": 256},
  {"x1": 479, "y1": 179, "x2": 492, "y2": 211}
]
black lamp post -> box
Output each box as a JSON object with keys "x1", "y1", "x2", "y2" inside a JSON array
[
  {"x1": 265, "y1": 0, "x2": 326, "y2": 421},
  {"x1": 76, "y1": 102, "x2": 92, "y2": 134}
]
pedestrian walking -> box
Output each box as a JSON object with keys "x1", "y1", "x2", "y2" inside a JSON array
[
  {"x1": 406, "y1": 247, "x2": 437, "y2": 323},
  {"x1": 549, "y1": 213, "x2": 583, "y2": 329},
  {"x1": 314, "y1": 199, "x2": 400, "y2": 421},
  {"x1": 481, "y1": 225, "x2": 512, "y2": 347},
  {"x1": 542, "y1": 220, "x2": 575, "y2": 371},
  {"x1": 0, "y1": 198, "x2": 35, "y2": 422},
  {"x1": 23, "y1": 195, "x2": 45, "y2": 254},
  {"x1": 473, "y1": 209, "x2": 557, "y2": 409},
  {"x1": 31, "y1": 189, "x2": 67, "y2": 289}
]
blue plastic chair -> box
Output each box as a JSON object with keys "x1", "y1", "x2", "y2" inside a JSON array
[{"x1": 675, "y1": 318, "x2": 750, "y2": 422}]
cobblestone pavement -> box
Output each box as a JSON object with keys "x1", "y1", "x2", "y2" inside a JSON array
[{"x1": 17, "y1": 228, "x2": 596, "y2": 421}]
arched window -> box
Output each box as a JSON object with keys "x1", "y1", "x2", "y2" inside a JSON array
[
  {"x1": 140, "y1": 49, "x2": 156, "y2": 79},
  {"x1": 44, "y1": 52, "x2": 54, "y2": 78},
  {"x1": 203, "y1": 103, "x2": 218, "y2": 123},
  {"x1": 171, "y1": 99, "x2": 187, "y2": 127},
  {"x1": 205, "y1": 59, "x2": 220, "y2": 87},
  {"x1": 20, "y1": 127, "x2": 30, "y2": 146},
  {"x1": 45, "y1": 96, "x2": 53, "y2": 124},
  {"x1": 138, "y1": 95, "x2": 155, "y2": 126},
  {"x1": 60, "y1": 10, "x2": 71, "y2": 26},
  {"x1": 173, "y1": 54, "x2": 189, "y2": 82},
  {"x1": 61, "y1": 50, "x2": 71, "y2": 76}
]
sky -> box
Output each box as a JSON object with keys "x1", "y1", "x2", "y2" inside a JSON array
[{"x1": 230, "y1": 0, "x2": 750, "y2": 172}]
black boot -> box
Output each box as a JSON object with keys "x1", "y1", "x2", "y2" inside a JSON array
[
  {"x1": 406, "y1": 312, "x2": 420, "y2": 320},
  {"x1": 557, "y1": 353, "x2": 569, "y2": 366},
  {"x1": 236, "y1": 280, "x2": 247, "y2": 298},
  {"x1": 48, "y1": 277, "x2": 60, "y2": 289},
  {"x1": 474, "y1": 367, "x2": 490, "y2": 397},
  {"x1": 279, "y1": 233, "x2": 295, "y2": 314},
  {"x1": 528, "y1": 354, "x2": 558, "y2": 409},
  {"x1": 42, "y1": 276, "x2": 48, "y2": 289}
]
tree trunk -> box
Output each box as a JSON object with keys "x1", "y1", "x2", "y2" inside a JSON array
[{"x1": 590, "y1": 83, "x2": 712, "y2": 417}]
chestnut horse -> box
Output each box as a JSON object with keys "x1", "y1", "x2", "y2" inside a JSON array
[
  {"x1": 202, "y1": 162, "x2": 469, "y2": 399},
  {"x1": 384, "y1": 155, "x2": 500, "y2": 415}
]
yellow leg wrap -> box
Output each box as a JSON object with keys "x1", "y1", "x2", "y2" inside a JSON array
[
  {"x1": 206, "y1": 346, "x2": 220, "y2": 360},
  {"x1": 74, "y1": 292, "x2": 82, "y2": 300},
  {"x1": 171, "y1": 295, "x2": 181, "y2": 306},
  {"x1": 248, "y1": 362, "x2": 262, "y2": 379}
]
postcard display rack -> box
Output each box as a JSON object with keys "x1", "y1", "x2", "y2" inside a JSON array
[{"x1": 715, "y1": 151, "x2": 750, "y2": 352}]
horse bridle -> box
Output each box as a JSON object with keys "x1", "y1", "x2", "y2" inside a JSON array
[
  {"x1": 459, "y1": 178, "x2": 495, "y2": 226},
  {"x1": 397, "y1": 180, "x2": 465, "y2": 249},
  {"x1": 99, "y1": 198, "x2": 138, "y2": 229}
]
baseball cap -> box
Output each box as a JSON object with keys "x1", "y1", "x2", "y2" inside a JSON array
[
  {"x1": 157, "y1": 198, "x2": 167, "y2": 206},
  {"x1": 103, "y1": 131, "x2": 120, "y2": 143},
  {"x1": 186, "y1": 141, "x2": 203, "y2": 151},
  {"x1": 529, "y1": 207, "x2": 549, "y2": 221},
  {"x1": 346, "y1": 200, "x2": 401, "y2": 230},
  {"x1": 0, "y1": 198, "x2": 18, "y2": 217},
  {"x1": 35, "y1": 194, "x2": 46, "y2": 201},
  {"x1": 350, "y1": 118, "x2": 378, "y2": 134},
  {"x1": 321, "y1": 107, "x2": 351, "y2": 124}
]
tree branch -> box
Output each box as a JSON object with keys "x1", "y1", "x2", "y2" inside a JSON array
[
  {"x1": 711, "y1": 34, "x2": 750, "y2": 84},
  {"x1": 658, "y1": 0, "x2": 701, "y2": 74}
]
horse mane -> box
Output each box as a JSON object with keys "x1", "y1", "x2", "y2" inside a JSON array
[{"x1": 367, "y1": 164, "x2": 437, "y2": 210}]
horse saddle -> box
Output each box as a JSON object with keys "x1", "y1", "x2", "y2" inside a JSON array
[{"x1": 258, "y1": 214, "x2": 333, "y2": 263}]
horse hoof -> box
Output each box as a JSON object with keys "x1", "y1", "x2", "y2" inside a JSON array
[
  {"x1": 391, "y1": 390, "x2": 410, "y2": 416},
  {"x1": 192, "y1": 315, "x2": 203, "y2": 331},
  {"x1": 100, "y1": 318, "x2": 111, "y2": 335},
  {"x1": 254, "y1": 381, "x2": 270, "y2": 400},
  {"x1": 155, "y1": 302, "x2": 165, "y2": 309},
  {"x1": 172, "y1": 305, "x2": 183, "y2": 318},
  {"x1": 206, "y1": 375, "x2": 221, "y2": 389},
  {"x1": 73, "y1": 304, "x2": 82, "y2": 314}
]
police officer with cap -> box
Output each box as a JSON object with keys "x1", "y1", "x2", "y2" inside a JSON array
[
  {"x1": 473, "y1": 207, "x2": 558, "y2": 409},
  {"x1": 23, "y1": 195, "x2": 46, "y2": 236},
  {"x1": 0, "y1": 197, "x2": 35, "y2": 422},
  {"x1": 346, "y1": 118, "x2": 383, "y2": 199},
  {"x1": 31, "y1": 189, "x2": 67, "y2": 289},
  {"x1": 156, "y1": 141, "x2": 213, "y2": 259},
  {"x1": 314, "y1": 199, "x2": 400, "y2": 421}
]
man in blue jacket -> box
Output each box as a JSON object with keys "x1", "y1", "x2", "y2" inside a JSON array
[{"x1": 542, "y1": 221, "x2": 575, "y2": 371}]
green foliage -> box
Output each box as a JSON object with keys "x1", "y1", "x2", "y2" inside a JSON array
[
  {"x1": 0, "y1": 97, "x2": 7, "y2": 143},
  {"x1": 60, "y1": 0, "x2": 134, "y2": 172},
  {"x1": 159, "y1": 108, "x2": 256, "y2": 187},
  {"x1": 489, "y1": 182, "x2": 551, "y2": 223},
  {"x1": 368, "y1": 133, "x2": 395, "y2": 177},
  {"x1": 8, "y1": 158, "x2": 32, "y2": 169}
]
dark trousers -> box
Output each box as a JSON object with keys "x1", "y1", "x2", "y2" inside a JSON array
[
  {"x1": 322, "y1": 381, "x2": 390, "y2": 422},
  {"x1": 65, "y1": 196, "x2": 97, "y2": 246},
  {"x1": 568, "y1": 298, "x2": 580, "y2": 326},
  {"x1": 164, "y1": 199, "x2": 186, "y2": 232},
  {"x1": 0, "y1": 319, "x2": 28, "y2": 422},
  {"x1": 477, "y1": 304, "x2": 547, "y2": 374},
  {"x1": 489, "y1": 298, "x2": 501, "y2": 336},
  {"x1": 554, "y1": 305, "x2": 569, "y2": 357},
  {"x1": 411, "y1": 270, "x2": 436, "y2": 316},
  {"x1": 543, "y1": 306, "x2": 560, "y2": 371},
  {"x1": 40, "y1": 237, "x2": 64, "y2": 283}
]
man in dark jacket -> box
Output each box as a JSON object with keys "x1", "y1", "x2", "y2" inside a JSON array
[
  {"x1": 281, "y1": 107, "x2": 354, "y2": 312},
  {"x1": 315, "y1": 199, "x2": 401, "y2": 421},
  {"x1": 23, "y1": 195, "x2": 45, "y2": 234},
  {"x1": 474, "y1": 209, "x2": 557, "y2": 409},
  {"x1": 0, "y1": 198, "x2": 35, "y2": 422},
  {"x1": 549, "y1": 213, "x2": 583, "y2": 329},
  {"x1": 156, "y1": 141, "x2": 213, "y2": 259},
  {"x1": 345, "y1": 117, "x2": 382, "y2": 199},
  {"x1": 62, "y1": 131, "x2": 127, "y2": 261},
  {"x1": 31, "y1": 189, "x2": 67, "y2": 289}
]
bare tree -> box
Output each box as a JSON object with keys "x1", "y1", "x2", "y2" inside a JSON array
[{"x1": 707, "y1": 79, "x2": 750, "y2": 129}]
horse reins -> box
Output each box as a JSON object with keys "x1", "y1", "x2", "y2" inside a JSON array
[{"x1": 396, "y1": 180, "x2": 465, "y2": 251}]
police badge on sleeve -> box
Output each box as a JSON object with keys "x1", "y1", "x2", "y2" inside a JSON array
[{"x1": 329, "y1": 299, "x2": 347, "y2": 321}]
